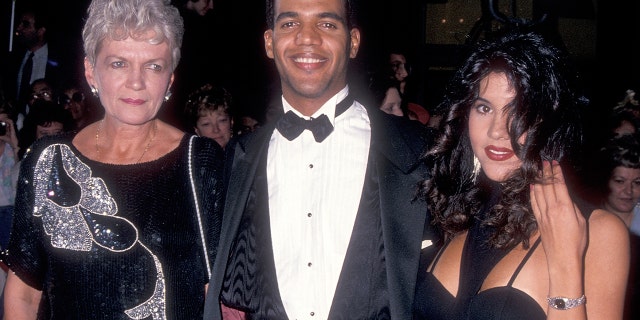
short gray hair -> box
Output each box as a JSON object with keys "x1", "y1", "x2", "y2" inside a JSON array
[{"x1": 82, "y1": 0, "x2": 184, "y2": 71}]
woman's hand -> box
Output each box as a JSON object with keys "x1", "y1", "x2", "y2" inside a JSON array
[
  {"x1": 530, "y1": 160, "x2": 587, "y2": 307},
  {"x1": 530, "y1": 160, "x2": 587, "y2": 264}
]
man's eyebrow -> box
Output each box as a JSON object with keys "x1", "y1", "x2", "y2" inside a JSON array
[
  {"x1": 274, "y1": 11, "x2": 345, "y2": 24},
  {"x1": 275, "y1": 11, "x2": 298, "y2": 22},
  {"x1": 317, "y1": 12, "x2": 345, "y2": 24}
]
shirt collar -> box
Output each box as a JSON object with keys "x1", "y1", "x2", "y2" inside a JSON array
[{"x1": 281, "y1": 86, "x2": 350, "y2": 123}]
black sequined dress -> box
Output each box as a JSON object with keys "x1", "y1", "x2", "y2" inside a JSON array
[{"x1": 5, "y1": 133, "x2": 224, "y2": 319}]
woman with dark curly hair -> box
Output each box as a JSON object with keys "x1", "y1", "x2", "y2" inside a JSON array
[{"x1": 413, "y1": 30, "x2": 629, "y2": 319}]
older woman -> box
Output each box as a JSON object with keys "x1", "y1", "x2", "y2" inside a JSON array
[
  {"x1": 591, "y1": 135, "x2": 640, "y2": 319},
  {"x1": 414, "y1": 30, "x2": 629, "y2": 319},
  {"x1": 595, "y1": 135, "x2": 640, "y2": 226},
  {"x1": 3, "y1": 0, "x2": 224, "y2": 318}
]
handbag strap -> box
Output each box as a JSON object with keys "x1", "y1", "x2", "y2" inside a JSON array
[{"x1": 188, "y1": 135, "x2": 212, "y2": 279}]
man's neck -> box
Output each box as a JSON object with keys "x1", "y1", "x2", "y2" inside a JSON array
[
  {"x1": 28, "y1": 41, "x2": 46, "y2": 53},
  {"x1": 282, "y1": 87, "x2": 348, "y2": 117}
]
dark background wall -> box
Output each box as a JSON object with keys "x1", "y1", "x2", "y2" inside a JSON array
[{"x1": 0, "y1": 0, "x2": 638, "y2": 128}]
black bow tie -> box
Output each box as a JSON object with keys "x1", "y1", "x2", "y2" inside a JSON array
[{"x1": 276, "y1": 94, "x2": 354, "y2": 143}]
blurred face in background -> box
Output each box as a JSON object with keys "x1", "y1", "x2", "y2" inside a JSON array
[
  {"x1": 389, "y1": 53, "x2": 408, "y2": 83},
  {"x1": 29, "y1": 81, "x2": 53, "y2": 106},
  {"x1": 614, "y1": 120, "x2": 636, "y2": 137},
  {"x1": 36, "y1": 121, "x2": 64, "y2": 138},
  {"x1": 0, "y1": 113, "x2": 13, "y2": 137},
  {"x1": 605, "y1": 166, "x2": 640, "y2": 215},
  {"x1": 15, "y1": 12, "x2": 42, "y2": 48},
  {"x1": 379, "y1": 86, "x2": 403, "y2": 117},
  {"x1": 195, "y1": 108, "x2": 232, "y2": 148},
  {"x1": 61, "y1": 89, "x2": 87, "y2": 121},
  {"x1": 186, "y1": 0, "x2": 214, "y2": 16},
  {"x1": 236, "y1": 115, "x2": 260, "y2": 135}
]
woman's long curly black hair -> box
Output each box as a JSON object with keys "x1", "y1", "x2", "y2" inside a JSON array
[{"x1": 419, "y1": 29, "x2": 588, "y2": 250}]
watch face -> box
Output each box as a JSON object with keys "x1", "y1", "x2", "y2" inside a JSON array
[
  {"x1": 548, "y1": 295, "x2": 585, "y2": 310},
  {"x1": 553, "y1": 298, "x2": 567, "y2": 309}
]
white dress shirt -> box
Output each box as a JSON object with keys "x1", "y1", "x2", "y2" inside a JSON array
[
  {"x1": 15, "y1": 44, "x2": 48, "y2": 131},
  {"x1": 267, "y1": 87, "x2": 371, "y2": 320},
  {"x1": 17, "y1": 44, "x2": 48, "y2": 92}
]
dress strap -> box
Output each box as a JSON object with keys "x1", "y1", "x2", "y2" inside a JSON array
[
  {"x1": 427, "y1": 237, "x2": 454, "y2": 273},
  {"x1": 507, "y1": 236, "x2": 542, "y2": 286}
]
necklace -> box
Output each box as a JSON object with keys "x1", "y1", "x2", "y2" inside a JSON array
[{"x1": 95, "y1": 119, "x2": 158, "y2": 163}]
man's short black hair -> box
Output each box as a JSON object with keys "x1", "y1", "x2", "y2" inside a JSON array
[{"x1": 264, "y1": 0, "x2": 358, "y2": 30}]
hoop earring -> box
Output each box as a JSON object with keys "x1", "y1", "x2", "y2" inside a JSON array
[
  {"x1": 472, "y1": 155, "x2": 481, "y2": 182},
  {"x1": 90, "y1": 86, "x2": 99, "y2": 97},
  {"x1": 164, "y1": 91, "x2": 172, "y2": 102}
]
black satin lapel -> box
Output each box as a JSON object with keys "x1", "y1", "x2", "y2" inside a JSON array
[
  {"x1": 219, "y1": 124, "x2": 289, "y2": 319},
  {"x1": 221, "y1": 125, "x2": 274, "y2": 247},
  {"x1": 372, "y1": 110, "x2": 433, "y2": 320},
  {"x1": 329, "y1": 143, "x2": 391, "y2": 319},
  {"x1": 207, "y1": 125, "x2": 274, "y2": 318}
]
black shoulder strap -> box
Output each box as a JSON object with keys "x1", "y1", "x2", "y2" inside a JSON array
[{"x1": 507, "y1": 236, "x2": 542, "y2": 286}]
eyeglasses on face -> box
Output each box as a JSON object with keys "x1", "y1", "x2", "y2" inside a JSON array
[{"x1": 58, "y1": 92, "x2": 85, "y2": 105}]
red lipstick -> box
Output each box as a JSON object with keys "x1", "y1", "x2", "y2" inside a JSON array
[{"x1": 484, "y1": 145, "x2": 515, "y2": 161}]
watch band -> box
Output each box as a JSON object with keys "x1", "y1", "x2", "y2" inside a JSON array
[{"x1": 547, "y1": 294, "x2": 586, "y2": 310}]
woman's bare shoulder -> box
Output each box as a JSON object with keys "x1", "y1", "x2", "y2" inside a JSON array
[
  {"x1": 589, "y1": 209, "x2": 628, "y2": 231},
  {"x1": 588, "y1": 208, "x2": 630, "y2": 250}
]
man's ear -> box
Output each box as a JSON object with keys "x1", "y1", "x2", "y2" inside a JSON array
[
  {"x1": 264, "y1": 29, "x2": 275, "y2": 59},
  {"x1": 349, "y1": 28, "x2": 361, "y2": 59},
  {"x1": 37, "y1": 26, "x2": 46, "y2": 39}
]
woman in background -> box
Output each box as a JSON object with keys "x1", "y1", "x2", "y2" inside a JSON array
[
  {"x1": 58, "y1": 81, "x2": 100, "y2": 131},
  {"x1": 184, "y1": 83, "x2": 234, "y2": 149},
  {"x1": 591, "y1": 134, "x2": 640, "y2": 319},
  {"x1": 16, "y1": 99, "x2": 73, "y2": 159}
]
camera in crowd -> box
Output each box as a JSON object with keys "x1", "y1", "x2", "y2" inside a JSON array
[{"x1": 0, "y1": 121, "x2": 6, "y2": 136}]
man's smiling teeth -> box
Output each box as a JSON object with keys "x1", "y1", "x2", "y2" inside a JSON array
[{"x1": 294, "y1": 57, "x2": 323, "y2": 63}]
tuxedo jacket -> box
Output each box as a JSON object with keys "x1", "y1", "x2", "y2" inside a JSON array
[{"x1": 204, "y1": 105, "x2": 439, "y2": 320}]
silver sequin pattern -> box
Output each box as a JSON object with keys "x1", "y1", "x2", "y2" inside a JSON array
[{"x1": 32, "y1": 144, "x2": 167, "y2": 319}]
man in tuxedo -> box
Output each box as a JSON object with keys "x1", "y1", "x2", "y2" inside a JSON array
[{"x1": 203, "y1": 0, "x2": 438, "y2": 319}]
